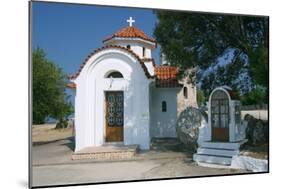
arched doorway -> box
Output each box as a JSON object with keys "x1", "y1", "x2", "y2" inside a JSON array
[{"x1": 210, "y1": 90, "x2": 229, "y2": 141}]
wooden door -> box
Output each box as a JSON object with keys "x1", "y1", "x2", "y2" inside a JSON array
[
  {"x1": 105, "y1": 91, "x2": 124, "y2": 142},
  {"x1": 211, "y1": 91, "x2": 229, "y2": 141}
]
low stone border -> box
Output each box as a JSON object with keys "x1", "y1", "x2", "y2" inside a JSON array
[
  {"x1": 72, "y1": 145, "x2": 138, "y2": 160},
  {"x1": 72, "y1": 151, "x2": 136, "y2": 160}
]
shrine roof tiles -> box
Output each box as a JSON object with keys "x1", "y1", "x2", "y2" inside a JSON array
[
  {"x1": 154, "y1": 65, "x2": 182, "y2": 88},
  {"x1": 103, "y1": 26, "x2": 157, "y2": 45}
]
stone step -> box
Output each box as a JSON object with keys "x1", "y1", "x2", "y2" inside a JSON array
[
  {"x1": 197, "y1": 148, "x2": 239, "y2": 157},
  {"x1": 193, "y1": 154, "x2": 232, "y2": 165},
  {"x1": 72, "y1": 144, "x2": 138, "y2": 160},
  {"x1": 201, "y1": 141, "x2": 243, "y2": 150}
]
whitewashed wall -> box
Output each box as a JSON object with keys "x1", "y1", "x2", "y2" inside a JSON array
[
  {"x1": 150, "y1": 87, "x2": 180, "y2": 138},
  {"x1": 104, "y1": 40, "x2": 153, "y2": 59},
  {"x1": 73, "y1": 48, "x2": 151, "y2": 151}
]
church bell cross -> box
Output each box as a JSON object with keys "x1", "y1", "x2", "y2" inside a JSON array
[{"x1": 126, "y1": 17, "x2": 135, "y2": 27}]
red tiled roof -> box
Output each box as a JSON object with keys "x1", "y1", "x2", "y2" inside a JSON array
[
  {"x1": 155, "y1": 66, "x2": 182, "y2": 88},
  {"x1": 155, "y1": 66, "x2": 178, "y2": 79},
  {"x1": 103, "y1": 26, "x2": 157, "y2": 45},
  {"x1": 68, "y1": 45, "x2": 154, "y2": 80}
]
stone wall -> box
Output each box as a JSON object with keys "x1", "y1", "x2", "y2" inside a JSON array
[
  {"x1": 241, "y1": 110, "x2": 268, "y2": 121},
  {"x1": 177, "y1": 76, "x2": 198, "y2": 116}
]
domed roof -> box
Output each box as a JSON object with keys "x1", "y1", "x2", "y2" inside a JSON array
[
  {"x1": 68, "y1": 45, "x2": 154, "y2": 81},
  {"x1": 103, "y1": 26, "x2": 157, "y2": 46}
]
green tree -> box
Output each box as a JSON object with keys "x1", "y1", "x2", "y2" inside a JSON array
[
  {"x1": 196, "y1": 89, "x2": 206, "y2": 107},
  {"x1": 154, "y1": 11, "x2": 268, "y2": 100},
  {"x1": 32, "y1": 48, "x2": 73, "y2": 126},
  {"x1": 241, "y1": 86, "x2": 267, "y2": 105}
]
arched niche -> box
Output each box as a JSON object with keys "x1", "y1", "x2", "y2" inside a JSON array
[
  {"x1": 105, "y1": 70, "x2": 124, "y2": 78},
  {"x1": 208, "y1": 86, "x2": 242, "y2": 142},
  {"x1": 210, "y1": 89, "x2": 230, "y2": 141}
]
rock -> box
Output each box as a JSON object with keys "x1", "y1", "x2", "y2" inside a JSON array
[
  {"x1": 68, "y1": 119, "x2": 75, "y2": 128},
  {"x1": 55, "y1": 119, "x2": 68, "y2": 129},
  {"x1": 176, "y1": 107, "x2": 208, "y2": 152},
  {"x1": 244, "y1": 114, "x2": 268, "y2": 145}
]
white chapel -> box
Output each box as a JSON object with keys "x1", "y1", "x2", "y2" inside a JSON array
[{"x1": 68, "y1": 17, "x2": 197, "y2": 151}]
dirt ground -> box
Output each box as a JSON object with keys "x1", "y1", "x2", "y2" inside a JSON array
[{"x1": 32, "y1": 124, "x2": 73, "y2": 144}]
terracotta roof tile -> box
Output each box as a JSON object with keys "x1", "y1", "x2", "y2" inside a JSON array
[
  {"x1": 103, "y1": 26, "x2": 156, "y2": 45},
  {"x1": 155, "y1": 66, "x2": 178, "y2": 79},
  {"x1": 68, "y1": 45, "x2": 154, "y2": 80},
  {"x1": 155, "y1": 66, "x2": 182, "y2": 88}
]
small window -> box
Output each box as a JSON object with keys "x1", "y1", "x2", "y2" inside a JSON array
[
  {"x1": 142, "y1": 47, "x2": 146, "y2": 57},
  {"x1": 162, "y1": 101, "x2": 167, "y2": 112},
  {"x1": 106, "y1": 71, "x2": 123, "y2": 78},
  {"x1": 183, "y1": 87, "x2": 188, "y2": 99},
  {"x1": 127, "y1": 45, "x2": 131, "y2": 49}
]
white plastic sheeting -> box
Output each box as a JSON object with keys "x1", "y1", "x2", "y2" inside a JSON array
[{"x1": 231, "y1": 155, "x2": 268, "y2": 172}]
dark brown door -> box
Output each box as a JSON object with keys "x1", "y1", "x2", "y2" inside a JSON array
[
  {"x1": 105, "y1": 91, "x2": 124, "y2": 142},
  {"x1": 211, "y1": 91, "x2": 229, "y2": 141}
]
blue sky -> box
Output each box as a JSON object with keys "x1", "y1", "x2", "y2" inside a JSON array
[{"x1": 32, "y1": 1, "x2": 160, "y2": 76}]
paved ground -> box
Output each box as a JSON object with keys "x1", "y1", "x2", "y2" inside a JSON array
[
  {"x1": 33, "y1": 157, "x2": 243, "y2": 187},
  {"x1": 32, "y1": 137, "x2": 248, "y2": 187}
]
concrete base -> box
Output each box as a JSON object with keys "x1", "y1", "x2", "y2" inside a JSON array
[
  {"x1": 72, "y1": 144, "x2": 138, "y2": 160},
  {"x1": 197, "y1": 162, "x2": 232, "y2": 169},
  {"x1": 193, "y1": 154, "x2": 232, "y2": 165},
  {"x1": 193, "y1": 140, "x2": 247, "y2": 166}
]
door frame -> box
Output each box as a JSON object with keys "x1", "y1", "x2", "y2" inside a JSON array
[
  {"x1": 104, "y1": 90, "x2": 124, "y2": 143},
  {"x1": 211, "y1": 95, "x2": 230, "y2": 142}
]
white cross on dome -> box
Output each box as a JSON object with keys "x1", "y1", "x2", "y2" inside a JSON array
[{"x1": 126, "y1": 17, "x2": 135, "y2": 27}]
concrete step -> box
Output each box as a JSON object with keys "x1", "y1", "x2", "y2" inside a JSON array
[
  {"x1": 193, "y1": 154, "x2": 232, "y2": 165},
  {"x1": 201, "y1": 141, "x2": 242, "y2": 150},
  {"x1": 197, "y1": 148, "x2": 239, "y2": 157}
]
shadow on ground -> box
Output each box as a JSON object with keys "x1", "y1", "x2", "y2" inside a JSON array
[
  {"x1": 150, "y1": 138, "x2": 192, "y2": 153},
  {"x1": 33, "y1": 137, "x2": 75, "y2": 151},
  {"x1": 60, "y1": 137, "x2": 75, "y2": 151}
]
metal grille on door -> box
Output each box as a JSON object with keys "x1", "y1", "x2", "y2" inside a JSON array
[{"x1": 107, "y1": 92, "x2": 123, "y2": 127}]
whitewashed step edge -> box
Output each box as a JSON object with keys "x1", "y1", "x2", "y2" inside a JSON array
[
  {"x1": 197, "y1": 148, "x2": 239, "y2": 157},
  {"x1": 193, "y1": 154, "x2": 232, "y2": 165},
  {"x1": 200, "y1": 140, "x2": 247, "y2": 150}
]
